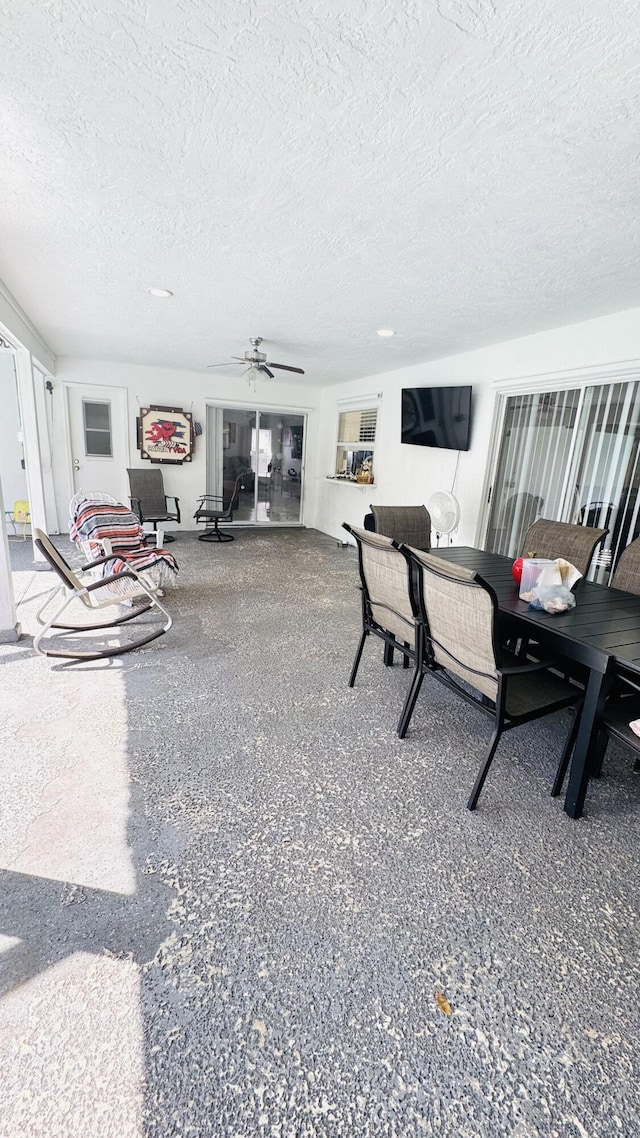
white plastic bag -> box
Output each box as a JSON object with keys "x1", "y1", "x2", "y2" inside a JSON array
[{"x1": 520, "y1": 558, "x2": 581, "y2": 614}]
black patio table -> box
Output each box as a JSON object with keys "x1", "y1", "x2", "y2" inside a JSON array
[{"x1": 430, "y1": 546, "x2": 640, "y2": 818}]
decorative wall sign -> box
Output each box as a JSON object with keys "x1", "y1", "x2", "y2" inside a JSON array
[{"x1": 137, "y1": 406, "x2": 195, "y2": 463}]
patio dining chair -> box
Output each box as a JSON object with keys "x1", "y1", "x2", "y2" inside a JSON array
[
  {"x1": 33, "y1": 528, "x2": 172, "y2": 660},
  {"x1": 551, "y1": 538, "x2": 640, "y2": 792},
  {"x1": 520, "y1": 518, "x2": 608, "y2": 578},
  {"x1": 511, "y1": 518, "x2": 610, "y2": 667},
  {"x1": 611, "y1": 536, "x2": 640, "y2": 594},
  {"x1": 343, "y1": 524, "x2": 421, "y2": 719},
  {"x1": 363, "y1": 505, "x2": 431, "y2": 549},
  {"x1": 399, "y1": 546, "x2": 583, "y2": 810}
]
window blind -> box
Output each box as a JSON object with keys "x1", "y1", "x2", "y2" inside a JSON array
[{"x1": 338, "y1": 408, "x2": 378, "y2": 445}]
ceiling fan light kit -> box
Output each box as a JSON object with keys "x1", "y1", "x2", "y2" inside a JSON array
[{"x1": 208, "y1": 337, "x2": 305, "y2": 383}]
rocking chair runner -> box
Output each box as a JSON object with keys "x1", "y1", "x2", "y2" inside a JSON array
[
  {"x1": 33, "y1": 529, "x2": 172, "y2": 660},
  {"x1": 193, "y1": 471, "x2": 250, "y2": 542}
]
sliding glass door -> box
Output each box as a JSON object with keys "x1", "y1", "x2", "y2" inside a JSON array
[
  {"x1": 485, "y1": 379, "x2": 640, "y2": 582},
  {"x1": 206, "y1": 404, "x2": 305, "y2": 526}
]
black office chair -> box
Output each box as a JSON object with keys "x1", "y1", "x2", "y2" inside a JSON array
[
  {"x1": 193, "y1": 471, "x2": 249, "y2": 542},
  {"x1": 127, "y1": 468, "x2": 180, "y2": 543}
]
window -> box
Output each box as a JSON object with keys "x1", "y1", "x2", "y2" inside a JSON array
[
  {"x1": 83, "y1": 400, "x2": 112, "y2": 456},
  {"x1": 335, "y1": 406, "x2": 377, "y2": 482}
]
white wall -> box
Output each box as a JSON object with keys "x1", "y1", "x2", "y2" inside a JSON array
[
  {"x1": 50, "y1": 358, "x2": 322, "y2": 532},
  {"x1": 43, "y1": 305, "x2": 640, "y2": 542},
  {"x1": 0, "y1": 353, "x2": 28, "y2": 512},
  {"x1": 312, "y1": 306, "x2": 640, "y2": 544}
]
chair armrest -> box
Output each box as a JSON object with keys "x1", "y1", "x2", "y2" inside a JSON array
[
  {"x1": 500, "y1": 659, "x2": 561, "y2": 676},
  {"x1": 165, "y1": 495, "x2": 180, "y2": 522},
  {"x1": 85, "y1": 569, "x2": 138, "y2": 591},
  {"x1": 195, "y1": 494, "x2": 224, "y2": 507},
  {"x1": 129, "y1": 495, "x2": 143, "y2": 521},
  {"x1": 80, "y1": 552, "x2": 118, "y2": 571}
]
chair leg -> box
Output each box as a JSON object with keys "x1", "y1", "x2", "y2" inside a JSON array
[
  {"x1": 198, "y1": 519, "x2": 234, "y2": 542},
  {"x1": 402, "y1": 642, "x2": 410, "y2": 669},
  {"x1": 348, "y1": 632, "x2": 368, "y2": 687},
  {"x1": 551, "y1": 706, "x2": 583, "y2": 797},
  {"x1": 467, "y1": 727, "x2": 502, "y2": 810},
  {"x1": 397, "y1": 667, "x2": 425, "y2": 739},
  {"x1": 383, "y1": 642, "x2": 394, "y2": 667},
  {"x1": 634, "y1": 757, "x2": 640, "y2": 773},
  {"x1": 153, "y1": 522, "x2": 175, "y2": 543}
]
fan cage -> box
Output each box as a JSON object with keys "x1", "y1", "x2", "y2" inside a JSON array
[{"x1": 429, "y1": 491, "x2": 461, "y2": 535}]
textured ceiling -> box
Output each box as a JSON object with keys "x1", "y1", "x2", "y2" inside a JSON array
[{"x1": 1, "y1": 0, "x2": 640, "y2": 387}]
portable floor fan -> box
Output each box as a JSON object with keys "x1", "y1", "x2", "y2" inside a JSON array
[{"x1": 428, "y1": 490, "x2": 461, "y2": 544}]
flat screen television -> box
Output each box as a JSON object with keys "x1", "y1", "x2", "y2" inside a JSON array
[{"x1": 401, "y1": 385, "x2": 472, "y2": 451}]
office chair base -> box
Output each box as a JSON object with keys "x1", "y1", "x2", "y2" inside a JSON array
[
  {"x1": 159, "y1": 533, "x2": 176, "y2": 542},
  {"x1": 199, "y1": 528, "x2": 234, "y2": 542}
]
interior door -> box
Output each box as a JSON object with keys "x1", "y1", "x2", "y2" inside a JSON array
[{"x1": 66, "y1": 384, "x2": 129, "y2": 503}]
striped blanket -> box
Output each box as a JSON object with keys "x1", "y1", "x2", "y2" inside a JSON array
[{"x1": 69, "y1": 500, "x2": 179, "y2": 589}]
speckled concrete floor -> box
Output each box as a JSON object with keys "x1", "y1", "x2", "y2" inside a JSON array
[{"x1": 1, "y1": 530, "x2": 639, "y2": 1138}]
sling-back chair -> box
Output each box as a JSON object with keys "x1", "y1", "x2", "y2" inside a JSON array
[
  {"x1": 33, "y1": 529, "x2": 172, "y2": 660},
  {"x1": 510, "y1": 518, "x2": 610, "y2": 664},
  {"x1": 520, "y1": 519, "x2": 608, "y2": 578},
  {"x1": 194, "y1": 470, "x2": 250, "y2": 542},
  {"x1": 127, "y1": 468, "x2": 180, "y2": 542},
  {"x1": 363, "y1": 505, "x2": 431, "y2": 549},
  {"x1": 399, "y1": 546, "x2": 583, "y2": 810},
  {"x1": 553, "y1": 538, "x2": 640, "y2": 791},
  {"x1": 343, "y1": 524, "x2": 422, "y2": 716}
]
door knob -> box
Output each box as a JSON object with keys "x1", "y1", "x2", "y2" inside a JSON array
[{"x1": 73, "y1": 458, "x2": 80, "y2": 471}]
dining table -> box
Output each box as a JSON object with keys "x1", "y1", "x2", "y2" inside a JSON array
[{"x1": 430, "y1": 545, "x2": 640, "y2": 818}]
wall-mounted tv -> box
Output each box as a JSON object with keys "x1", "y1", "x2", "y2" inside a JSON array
[{"x1": 401, "y1": 385, "x2": 472, "y2": 451}]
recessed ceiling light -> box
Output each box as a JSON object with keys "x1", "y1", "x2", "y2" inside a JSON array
[
  {"x1": 377, "y1": 327, "x2": 395, "y2": 337},
  {"x1": 147, "y1": 287, "x2": 173, "y2": 298}
]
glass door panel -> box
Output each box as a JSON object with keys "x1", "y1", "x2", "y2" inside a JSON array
[
  {"x1": 256, "y1": 412, "x2": 304, "y2": 523},
  {"x1": 485, "y1": 390, "x2": 581, "y2": 558},
  {"x1": 485, "y1": 379, "x2": 640, "y2": 583},
  {"x1": 207, "y1": 405, "x2": 257, "y2": 522},
  {"x1": 206, "y1": 405, "x2": 305, "y2": 526},
  {"x1": 569, "y1": 381, "x2": 640, "y2": 582}
]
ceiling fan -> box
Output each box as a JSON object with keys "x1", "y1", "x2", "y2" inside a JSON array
[{"x1": 207, "y1": 337, "x2": 305, "y2": 381}]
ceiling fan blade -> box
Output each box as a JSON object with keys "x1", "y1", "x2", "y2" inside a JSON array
[
  {"x1": 267, "y1": 363, "x2": 305, "y2": 374},
  {"x1": 259, "y1": 365, "x2": 274, "y2": 379},
  {"x1": 207, "y1": 360, "x2": 244, "y2": 367}
]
